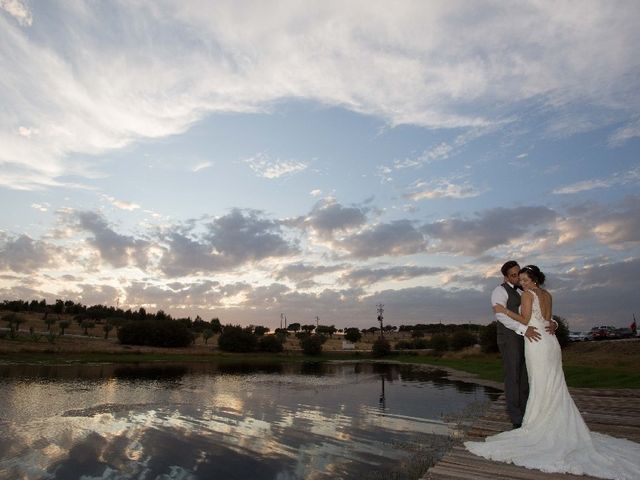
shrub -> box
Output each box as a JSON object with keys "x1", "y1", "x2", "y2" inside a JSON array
[
  {"x1": 553, "y1": 316, "x2": 570, "y2": 349},
  {"x1": 372, "y1": 337, "x2": 391, "y2": 357},
  {"x1": 429, "y1": 334, "x2": 449, "y2": 353},
  {"x1": 413, "y1": 338, "x2": 429, "y2": 349},
  {"x1": 411, "y1": 330, "x2": 425, "y2": 338},
  {"x1": 480, "y1": 322, "x2": 499, "y2": 353},
  {"x1": 450, "y1": 330, "x2": 477, "y2": 351},
  {"x1": 300, "y1": 334, "x2": 324, "y2": 355},
  {"x1": 117, "y1": 320, "x2": 193, "y2": 348},
  {"x1": 218, "y1": 325, "x2": 258, "y2": 353},
  {"x1": 258, "y1": 334, "x2": 284, "y2": 353},
  {"x1": 344, "y1": 327, "x2": 362, "y2": 343},
  {"x1": 394, "y1": 340, "x2": 414, "y2": 350}
]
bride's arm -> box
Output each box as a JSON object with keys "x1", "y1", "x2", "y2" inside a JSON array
[{"x1": 493, "y1": 292, "x2": 533, "y2": 325}]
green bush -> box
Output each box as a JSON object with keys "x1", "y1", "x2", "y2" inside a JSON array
[
  {"x1": 450, "y1": 330, "x2": 477, "y2": 351},
  {"x1": 413, "y1": 338, "x2": 429, "y2": 349},
  {"x1": 480, "y1": 322, "x2": 499, "y2": 353},
  {"x1": 394, "y1": 340, "x2": 414, "y2": 350},
  {"x1": 300, "y1": 334, "x2": 324, "y2": 355},
  {"x1": 218, "y1": 325, "x2": 258, "y2": 352},
  {"x1": 344, "y1": 327, "x2": 362, "y2": 343},
  {"x1": 553, "y1": 316, "x2": 570, "y2": 349},
  {"x1": 258, "y1": 334, "x2": 284, "y2": 353},
  {"x1": 117, "y1": 320, "x2": 193, "y2": 348},
  {"x1": 372, "y1": 337, "x2": 391, "y2": 357},
  {"x1": 429, "y1": 334, "x2": 449, "y2": 353}
]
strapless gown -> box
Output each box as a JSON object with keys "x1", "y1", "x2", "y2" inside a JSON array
[{"x1": 465, "y1": 291, "x2": 640, "y2": 479}]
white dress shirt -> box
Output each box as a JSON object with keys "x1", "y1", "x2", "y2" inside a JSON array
[{"x1": 491, "y1": 283, "x2": 527, "y2": 336}]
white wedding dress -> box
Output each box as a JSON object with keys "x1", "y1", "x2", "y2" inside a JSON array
[{"x1": 465, "y1": 290, "x2": 640, "y2": 479}]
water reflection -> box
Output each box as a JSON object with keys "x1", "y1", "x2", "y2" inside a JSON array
[{"x1": 0, "y1": 362, "x2": 499, "y2": 479}]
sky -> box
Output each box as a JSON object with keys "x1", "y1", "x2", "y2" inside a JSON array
[{"x1": 1, "y1": 0, "x2": 639, "y2": 331}]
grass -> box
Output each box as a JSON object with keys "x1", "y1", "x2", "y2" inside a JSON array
[{"x1": 393, "y1": 352, "x2": 640, "y2": 389}]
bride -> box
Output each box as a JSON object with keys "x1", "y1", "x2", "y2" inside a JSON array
[{"x1": 465, "y1": 265, "x2": 640, "y2": 479}]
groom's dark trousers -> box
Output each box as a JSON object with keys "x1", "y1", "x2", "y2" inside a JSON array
[{"x1": 497, "y1": 283, "x2": 529, "y2": 426}]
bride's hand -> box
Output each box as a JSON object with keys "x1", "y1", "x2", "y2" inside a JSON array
[{"x1": 493, "y1": 304, "x2": 507, "y2": 314}]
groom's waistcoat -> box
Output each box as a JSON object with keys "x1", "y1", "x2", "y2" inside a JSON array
[{"x1": 497, "y1": 282, "x2": 521, "y2": 342}]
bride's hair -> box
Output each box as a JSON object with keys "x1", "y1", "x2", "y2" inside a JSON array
[{"x1": 520, "y1": 265, "x2": 545, "y2": 286}]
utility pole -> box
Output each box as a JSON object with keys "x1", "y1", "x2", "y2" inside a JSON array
[
  {"x1": 280, "y1": 313, "x2": 283, "y2": 330},
  {"x1": 316, "y1": 316, "x2": 319, "y2": 328},
  {"x1": 377, "y1": 304, "x2": 384, "y2": 337}
]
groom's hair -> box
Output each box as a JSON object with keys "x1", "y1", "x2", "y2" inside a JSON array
[{"x1": 501, "y1": 260, "x2": 520, "y2": 276}]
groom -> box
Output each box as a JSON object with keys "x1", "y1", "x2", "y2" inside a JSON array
[{"x1": 491, "y1": 260, "x2": 550, "y2": 428}]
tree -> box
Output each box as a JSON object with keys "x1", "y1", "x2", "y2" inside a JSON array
[
  {"x1": 429, "y1": 334, "x2": 449, "y2": 354},
  {"x1": 287, "y1": 322, "x2": 301, "y2": 333},
  {"x1": 372, "y1": 337, "x2": 391, "y2": 357},
  {"x1": 210, "y1": 318, "x2": 222, "y2": 334},
  {"x1": 81, "y1": 320, "x2": 95, "y2": 336},
  {"x1": 202, "y1": 329, "x2": 214, "y2": 344},
  {"x1": 58, "y1": 320, "x2": 70, "y2": 336},
  {"x1": 258, "y1": 335, "x2": 284, "y2": 353},
  {"x1": 300, "y1": 334, "x2": 324, "y2": 355},
  {"x1": 103, "y1": 322, "x2": 114, "y2": 339},
  {"x1": 117, "y1": 320, "x2": 193, "y2": 348},
  {"x1": 553, "y1": 315, "x2": 570, "y2": 349},
  {"x1": 450, "y1": 330, "x2": 477, "y2": 351},
  {"x1": 344, "y1": 327, "x2": 362, "y2": 343},
  {"x1": 301, "y1": 324, "x2": 315, "y2": 334},
  {"x1": 218, "y1": 325, "x2": 258, "y2": 353},
  {"x1": 54, "y1": 299, "x2": 65, "y2": 318},
  {"x1": 253, "y1": 325, "x2": 270, "y2": 336},
  {"x1": 479, "y1": 322, "x2": 499, "y2": 353},
  {"x1": 44, "y1": 312, "x2": 57, "y2": 332}
]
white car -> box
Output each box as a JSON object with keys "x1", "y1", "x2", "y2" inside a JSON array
[{"x1": 568, "y1": 331, "x2": 588, "y2": 342}]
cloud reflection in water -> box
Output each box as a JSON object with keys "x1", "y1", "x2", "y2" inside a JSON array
[{"x1": 0, "y1": 362, "x2": 499, "y2": 479}]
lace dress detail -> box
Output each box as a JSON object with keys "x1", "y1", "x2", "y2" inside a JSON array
[{"x1": 465, "y1": 290, "x2": 640, "y2": 479}]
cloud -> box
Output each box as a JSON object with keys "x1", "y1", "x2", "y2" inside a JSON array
[
  {"x1": 301, "y1": 199, "x2": 368, "y2": 241},
  {"x1": 0, "y1": 233, "x2": 57, "y2": 273},
  {"x1": 340, "y1": 220, "x2": 427, "y2": 259},
  {"x1": 102, "y1": 195, "x2": 141, "y2": 211},
  {"x1": 608, "y1": 117, "x2": 640, "y2": 146},
  {"x1": 158, "y1": 209, "x2": 299, "y2": 276},
  {"x1": 423, "y1": 206, "x2": 557, "y2": 256},
  {"x1": 244, "y1": 152, "x2": 308, "y2": 179},
  {"x1": 553, "y1": 166, "x2": 640, "y2": 194},
  {"x1": 339, "y1": 265, "x2": 445, "y2": 287},
  {"x1": 0, "y1": 0, "x2": 32, "y2": 26},
  {"x1": 2, "y1": 2, "x2": 639, "y2": 188},
  {"x1": 31, "y1": 202, "x2": 50, "y2": 212},
  {"x1": 192, "y1": 161, "x2": 213, "y2": 172},
  {"x1": 69, "y1": 211, "x2": 151, "y2": 269},
  {"x1": 405, "y1": 178, "x2": 486, "y2": 201},
  {"x1": 274, "y1": 262, "x2": 344, "y2": 285}
]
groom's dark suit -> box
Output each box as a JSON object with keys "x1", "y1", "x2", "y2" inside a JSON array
[{"x1": 497, "y1": 282, "x2": 529, "y2": 426}]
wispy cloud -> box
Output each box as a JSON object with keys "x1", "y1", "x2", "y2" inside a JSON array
[
  {"x1": 244, "y1": 153, "x2": 308, "y2": 179},
  {"x1": 553, "y1": 166, "x2": 640, "y2": 194},
  {"x1": 103, "y1": 195, "x2": 141, "y2": 211},
  {"x1": 192, "y1": 161, "x2": 213, "y2": 173},
  {"x1": 405, "y1": 178, "x2": 487, "y2": 201},
  {"x1": 0, "y1": 0, "x2": 32, "y2": 26},
  {"x1": 608, "y1": 117, "x2": 640, "y2": 146},
  {"x1": 1, "y1": 2, "x2": 639, "y2": 188}
]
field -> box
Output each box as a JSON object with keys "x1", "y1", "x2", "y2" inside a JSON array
[{"x1": 1, "y1": 310, "x2": 639, "y2": 388}]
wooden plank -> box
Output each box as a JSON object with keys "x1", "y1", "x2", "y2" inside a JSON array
[{"x1": 423, "y1": 389, "x2": 640, "y2": 480}]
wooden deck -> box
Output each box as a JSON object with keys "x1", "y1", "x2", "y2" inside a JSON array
[{"x1": 424, "y1": 388, "x2": 640, "y2": 479}]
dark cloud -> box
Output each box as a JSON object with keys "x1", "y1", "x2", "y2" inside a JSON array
[
  {"x1": 422, "y1": 206, "x2": 557, "y2": 255},
  {"x1": 340, "y1": 220, "x2": 427, "y2": 259},
  {"x1": 339, "y1": 265, "x2": 445, "y2": 287},
  {"x1": 274, "y1": 262, "x2": 344, "y2": 285},
  {"x1": 0, "y1": 234, "x2": 57, "y2": 273},
  {"x1": 159, "y1": 209, "x2": 298, "y2": 276},
  {"x1": 72, "y1": 211, "x2": 150, "y2": 269},
  {"x1": 301, "y1": 199, "x2": 367, "y2": 240}
]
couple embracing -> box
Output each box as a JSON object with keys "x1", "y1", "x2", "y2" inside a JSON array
[{"x1": 465, "y1": 261, "x2": 640, "y2": 479}]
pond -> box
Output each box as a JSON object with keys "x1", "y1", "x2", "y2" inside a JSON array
[{"x1": 0, "y1": 361, "x2": 499, "y2": 480}]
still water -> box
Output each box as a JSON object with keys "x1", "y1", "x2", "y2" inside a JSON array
[{"x1": 0, "y1": 361, "x2": 499, "y2": 480}]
